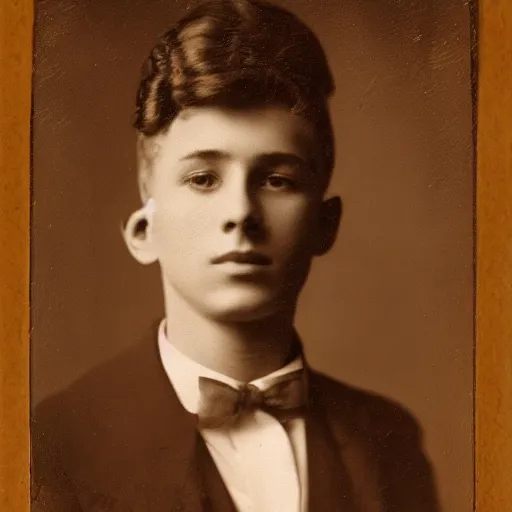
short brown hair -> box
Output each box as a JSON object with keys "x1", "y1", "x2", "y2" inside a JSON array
[{"x1": 134, "y1": 0, "x2": 335, "y2": 178}]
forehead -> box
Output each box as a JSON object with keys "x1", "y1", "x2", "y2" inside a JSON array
[{"x1": 151, "y1": 106, "x2": 319, "y2": 164}]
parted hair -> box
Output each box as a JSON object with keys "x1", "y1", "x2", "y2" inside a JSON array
[{"x1": 134, "y1": 0, "x2": 336, "y2": 174}]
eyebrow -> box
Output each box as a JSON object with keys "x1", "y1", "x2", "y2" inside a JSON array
[
  {"x1": 178, "y1": 150, "x2": 231, "y2": 162},
  {"x1": 178, "y1": 150, "x2": 316, "y2": 171}
]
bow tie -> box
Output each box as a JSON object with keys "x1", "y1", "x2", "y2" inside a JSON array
[{"x1": 196, "y1": 369, "x2": 307, "y2": 429}]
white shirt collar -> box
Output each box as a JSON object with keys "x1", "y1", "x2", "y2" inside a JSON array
[{"x1": 157, "y1": 319, "x2": 304, "y2": 414}]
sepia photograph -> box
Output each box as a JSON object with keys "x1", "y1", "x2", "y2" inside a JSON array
[{"x1": 27, "y1": 0, "x2": 475, "y2": 511}]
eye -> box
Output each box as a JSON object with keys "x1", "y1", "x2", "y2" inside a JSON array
[
  {"x1": 264, "y1": 175, "x2": 297, "y2": 191},
  {"x1": 185, "y1": 172, "x2": 220, "y2": 191}
]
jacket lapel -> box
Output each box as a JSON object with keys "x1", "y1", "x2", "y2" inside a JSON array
[
  {"x1": 306, "y1": 405, "x2": 358, "y2": 512},
  {"x1": 123, "y1": 328, "x2": 205, "y2": 512},
  {"x1": 121, "y1": 334, "x2": 385, "y2": 512},
  {"x1": 195, "y1": 435, "x2": 238, "y2": 512},
  {"x1": 308, "y1": 372, "x2": 384, "y2": 512},
  {"x1": 131, "y1": 326, "x2": 241, "y2": 512}
]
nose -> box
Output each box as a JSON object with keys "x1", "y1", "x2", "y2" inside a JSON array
[{"x1": 221, "y1": 177, "x2": 263, "y2": 239}]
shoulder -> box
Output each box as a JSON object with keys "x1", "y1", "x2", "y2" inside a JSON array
[
  {"x1": 309, "y1": 372, "x2": 440, "y2": 510},
  {"x1": 34, "y1": 339, "x2": 151, "y2": 425},
  {"x1": 31, "y1": 330, "x2": 166, "y2": 469},
  {"x1": 309, "y1": 370, "x2": 423, "y2": 442}
]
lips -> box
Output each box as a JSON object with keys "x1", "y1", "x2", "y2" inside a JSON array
[{"x1": 211, "y1": 251, "x2": 272, "y2": 265}]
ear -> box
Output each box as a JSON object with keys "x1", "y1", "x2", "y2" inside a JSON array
[
  {"x1": 122, "y1": 205, "x2": 158, "y2": 265},
  {"x1": 314, "y1": 196, "x2": 342, "y2": 256}
]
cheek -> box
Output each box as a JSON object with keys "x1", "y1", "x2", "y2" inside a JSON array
[
  {"x1": 264, "y1": 197, "x2": 319, "y2": 243},
  {"x1": 151, "y1": 197, "x2": 215, "y2": 252}
]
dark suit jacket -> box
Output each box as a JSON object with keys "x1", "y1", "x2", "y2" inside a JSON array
[{"x1": 31, "y1": 329, "x2": 440, "y2": 512}]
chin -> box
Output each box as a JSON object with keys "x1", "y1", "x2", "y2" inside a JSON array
[{"x1": 201, "y1": 287, "x2": 287, "y2": 323}]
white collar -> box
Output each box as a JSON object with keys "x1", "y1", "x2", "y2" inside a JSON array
[{"x1": 157, "y1": 319, "x2": 304, "y2": 414}]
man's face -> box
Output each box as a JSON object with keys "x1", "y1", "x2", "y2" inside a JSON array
[{"x1": 134, "y1": 106, "x2": 340, "y2": 322}]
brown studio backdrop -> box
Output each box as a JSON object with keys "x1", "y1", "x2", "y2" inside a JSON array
[{"x1": 31, "y1": 1, "x2": 474, "y2": 511}]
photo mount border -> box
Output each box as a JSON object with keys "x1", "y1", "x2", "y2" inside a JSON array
[{"x1": 1, "y1": 0, "x2": 511, "y2": 509}]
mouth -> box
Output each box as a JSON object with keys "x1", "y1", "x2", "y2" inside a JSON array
[{"x1": 211, "y1": 251, "x2": 272, "y2": 266}]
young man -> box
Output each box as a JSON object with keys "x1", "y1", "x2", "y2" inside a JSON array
[{"x1": 32, "y1": 1, "x2": 439, "y2": 510}]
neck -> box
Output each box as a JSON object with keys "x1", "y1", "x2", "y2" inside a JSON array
[{"x1": 162, "y1": 288, "x2": 297, "y2": 382}]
